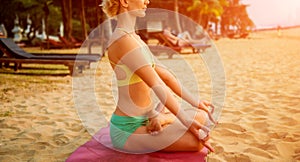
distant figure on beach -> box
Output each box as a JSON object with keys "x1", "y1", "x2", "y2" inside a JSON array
[
  {"x1": 101, "y1": 0, "x2": 217, "y2": 153},
  {"x1": 163, "y1": 26, "x2": 207, "y2": 46},
  {"x1": 277, "y1": 25, "x2": 282, "y2": 37}
]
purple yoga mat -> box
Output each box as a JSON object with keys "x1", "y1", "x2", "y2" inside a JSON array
[{"x1": 66, "y1": 126, "x2": 208, "y2": 162}]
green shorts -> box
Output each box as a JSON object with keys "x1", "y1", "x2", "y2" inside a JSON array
[{"x1": 110, "y1": 114, "x2": 148, "y2": 149}]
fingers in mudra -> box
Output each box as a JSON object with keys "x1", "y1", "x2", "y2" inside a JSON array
[
  {"x1": 147, "y1": 113, "x2": 175, "y2": 135},
  {"x1": 198, "y1": 101, "x2": 218, "y2": 125}
]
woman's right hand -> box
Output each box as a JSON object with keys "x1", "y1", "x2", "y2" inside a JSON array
[{"x1": 182, "y1": 118, "x2": 215, "y2": 152}]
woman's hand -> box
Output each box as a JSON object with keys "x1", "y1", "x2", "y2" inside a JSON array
[
  {"x1": 146, "y1": 116, "x2": 162, "y2": 135},
  {"x1": 198, "y1": 100, "x2": 218, "y2": 125},
  {"x1": 146, "y1": 113, "x2": 174, "y2": 135},
  {"x1": 198, "y1": 100, "x2": 214, "y2": 113},
  {"x1": 182, "y1": 118, "x2": 214, "y2": 152}
]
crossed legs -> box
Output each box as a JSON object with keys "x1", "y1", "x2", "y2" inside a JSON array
[{"x1": 123, "y1": 109, "x2": 208, "y2": 153}]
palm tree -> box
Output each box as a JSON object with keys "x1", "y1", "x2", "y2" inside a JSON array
[
  {"x1": 0, "y1": 0, "x2": 60, "y2": 42},
  {"x1": 221, "y1": 0, "x2": 255, "y2": 38},
  {"x1": 187, "y1": 0, "x2": 226, "y2": 30}
]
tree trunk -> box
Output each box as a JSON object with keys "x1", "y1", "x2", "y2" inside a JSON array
[
  {"x1": 95, "y1": 0, "x2": 101, "y2": 25},
  {"x1": 61, "y1": 0, "x2": 72, "y2": 40},
  {"x1": 80, "y1": 0, "x2": 87, "y2": 40},
  {"x1": 174, "y1": 0, "x2": 182, "y2": 33},
  {"x1": 43, "y1": 2, "x2": 50, "y2": 49}
]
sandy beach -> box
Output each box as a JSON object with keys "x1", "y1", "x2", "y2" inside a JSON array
[{"x1": 0, "y1": 27, "x2": 299, "y2": 162}]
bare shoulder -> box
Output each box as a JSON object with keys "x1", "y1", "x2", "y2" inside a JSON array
[{"x1": 108, "y1": 33, "x2": 140, "y2": 60}]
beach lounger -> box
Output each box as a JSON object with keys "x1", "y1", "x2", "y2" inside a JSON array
[
  {"x1": 0, "y1": 38, "x2": 102, "y2": 75},
  {"x1": 40, "y1": 39, "x2": 66, "y2": 49},
  {"x1": 0, "y1": 38, "x2": 101, "y2": 62},
  {"x1": 148, "y1": 32, "x2": 211, "y2": 58},
  {"x1": 0, "y1": 58, "x2": 89, "y2": 75},
  {"x1": 58, "y1": 36, "x2": 82, "y2": 49},
  {"x1": 66, "y1": 125, "x2": 208, "y2": 162}
]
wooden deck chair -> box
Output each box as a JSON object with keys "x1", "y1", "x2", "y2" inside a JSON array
[
  {"x1": 40, "y1": 39, "x2": 66, "y2": 49},
  {"x1": 58, "y1": 36, "x2": 82, "y2": 49},
  {"x1": 149, "y1": 32, "x2": 211, "y2": 58},
  {"x1": 0, "y1": 38, "x2": 101, "y2": 75}
]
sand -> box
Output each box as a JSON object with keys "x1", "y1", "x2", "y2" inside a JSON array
[{"x1": 0, "y1": 27, "x2": 300, "y2": 162}]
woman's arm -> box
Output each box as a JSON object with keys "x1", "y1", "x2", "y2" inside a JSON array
[
  {"x1": 155, "y1": 64, "x2": 201, "y2": 108},
  {"x1": 154, "y1": 64, "x2": 217, "y2": 124},
  {"x1": 155, "y1": 65, "x2": 201, "y2": 107}
]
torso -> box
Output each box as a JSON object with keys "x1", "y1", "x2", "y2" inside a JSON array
[{"x1": 107, "y1": 28, "x2": 155, "y2": 117}]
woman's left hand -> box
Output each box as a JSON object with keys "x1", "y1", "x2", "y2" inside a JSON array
[{"x1": 146, "y1": 113, "x2": 174, "y2": 135}]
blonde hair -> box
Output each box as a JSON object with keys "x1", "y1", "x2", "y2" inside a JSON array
[{"x1": 101, "y1": 0, "x2": 120, "y2": 17}]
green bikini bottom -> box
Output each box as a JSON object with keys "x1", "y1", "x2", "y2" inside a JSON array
[{"x1": 110, "y1": 114, "x2": 149, "y2": 149}]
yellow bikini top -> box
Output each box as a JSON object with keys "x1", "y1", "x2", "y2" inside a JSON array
[{"x1": 110, "y1": 28, "x2": 155, "y2": 87}]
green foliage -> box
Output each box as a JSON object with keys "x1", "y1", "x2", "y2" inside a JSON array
[
  {"x1": 188, "y1": 0, "x2": 222, "y2": 15},
  {"x1": 187, "y1": 0, "x2": 225, "y2": 28},
  {"x1": 187, "y1": 0, "x2": 202, "y2": 11},
  {"x1": 0, "y1": 0, "x2": 99, "y2": 42},
  {"x1": 0, "y1": 0, "x2": 60, "y2": 37},
  {"x1": 219, "y1": 0, "x2": 229, "y2": 7},
  {"x1": 72, "y1": 19, "x2": 90, "y2": 41},
  {"x1": 0, "y1": 0, "x2": 23, "y2": 37},
  {"x1": 47, "y1": 5, "x2": 62, "y2": 35}
]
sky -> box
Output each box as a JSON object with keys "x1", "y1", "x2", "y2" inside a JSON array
[{"x1": 241, "y1": 0, "x2": 300, "y2": 29}]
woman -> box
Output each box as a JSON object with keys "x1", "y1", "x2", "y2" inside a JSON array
[
  {"x1": 101, "y1": 0, "x2": 216, "y2": 153},
  {"x1": 163, "y1": 26, "x2": 208, "y2": 46}
]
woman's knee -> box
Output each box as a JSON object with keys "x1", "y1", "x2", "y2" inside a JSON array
[
  {"x1": 185, "y1": 109, "x2": 207, "y2": 125},
  {"x1": 195, "y1": 110, "x2": 208, "y2": 124}
]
